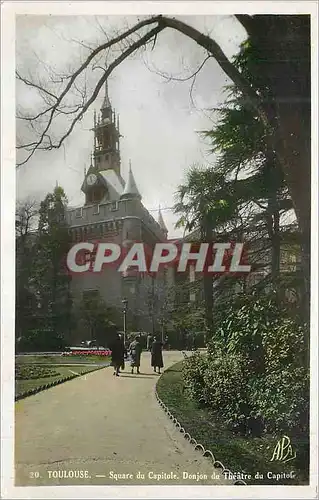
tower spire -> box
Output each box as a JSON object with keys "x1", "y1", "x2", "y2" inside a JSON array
[
  {"x1": 101, "y1": 71, "x2": 111, "y2": 110},
  {"x1": 92, "y1": 66, "x2": 120, "y2": 176},
  {"x1": 121, "y1": 161, "x2": 141, "y2": 200}
]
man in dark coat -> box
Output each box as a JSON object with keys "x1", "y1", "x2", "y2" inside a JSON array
[
  {"x1": 151, "y1": 336, "x2": 164, "y2": 374},
  {"x1": 110, "y1": 333, "x2": 125, "y2": 377}
]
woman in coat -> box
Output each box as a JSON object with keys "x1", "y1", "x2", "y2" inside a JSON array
[
  {"x1": 128, "y1": 335, "x2": 142, "y2": 374},
  {"x1": 146, "y1": 333, "x2": 153, "y2": 352},
  {"x1": 110, "y1": 333, "x2": 125, "y2": 377},
  {"x1": 151, "y1": 336, "x2": 164, "y2": 374}
]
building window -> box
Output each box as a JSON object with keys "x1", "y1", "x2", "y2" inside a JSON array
[
  {"x1": 93, "y1": 204, "x2": 100, "y2": 215},
  {"x1": 75, "y1": 208, "x2": 83, "y2": 218},
  {"x1": 111, "y1": 201, "x2": 118, "y2": 211},
  {"x1": 87, "y1": 188, "x2": 104, "y2": 205}
]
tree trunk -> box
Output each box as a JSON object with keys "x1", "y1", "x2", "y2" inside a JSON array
[
  {"x1": 201, "y1": 217, "x2": 214, "y2": 336},
  {"x1": 271, "y1": 208, "x2": 281, "y2": 285},
  {"x1": 275, "y1": 104, "x2": 311, "y2": 331},
  {"x1": 161, "y1": 16, "x2": 310, "y2": 328},
  {"x1": 266, "y1": 193, "x2": 281, "y2": 289}
]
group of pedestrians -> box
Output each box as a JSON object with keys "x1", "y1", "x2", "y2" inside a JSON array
[{"x1": 110, "y1": 333, "x2": 164, "y2": 377}]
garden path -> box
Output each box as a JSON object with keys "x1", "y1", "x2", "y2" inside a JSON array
[{"x1": 15, "y1": 351, "x2": 229, "y2": 486}]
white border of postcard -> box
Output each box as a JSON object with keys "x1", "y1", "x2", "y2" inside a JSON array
[{"x1": 1, "y1": 1, "x2": 318, "y2": 499}]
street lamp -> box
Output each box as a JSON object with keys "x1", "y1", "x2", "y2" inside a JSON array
[
  {"x1": 122, "y1": 298, "x2": 128, "y2": 345},
  {"x1": 160, "y1": 318, "x2": 165, "y2": 343}
]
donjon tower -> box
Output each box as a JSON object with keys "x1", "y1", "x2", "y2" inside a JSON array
[{"x1": 66, "y1": 82, "x2": 169, "y2": 341}]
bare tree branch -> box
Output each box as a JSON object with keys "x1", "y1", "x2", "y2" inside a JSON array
[
  {"x1": 16, "y1": 71, "x2": 58, "y2": 101},
  {"x1": 17, "y1": 15, "x2": 271, "y2": 167}
]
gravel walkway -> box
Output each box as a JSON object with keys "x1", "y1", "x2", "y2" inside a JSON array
[{"x1": 15, "y1": 351, "x2": 229, "y2": 486}]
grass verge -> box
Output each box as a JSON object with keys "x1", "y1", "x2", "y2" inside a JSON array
[
  {"x1": 157, "y1": 361, "x2": 309, "y2": 486},
  {"x1": 15, "y1": 363, "x2": 108, "y2": 399}
]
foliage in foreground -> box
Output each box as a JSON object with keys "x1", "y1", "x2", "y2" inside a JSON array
[
  {"x1": 157, "y1": 361, "x2": 309, "y2": 485},
  {"x1": 183, "y1": 293, "x2": 309, "y2": 436}
]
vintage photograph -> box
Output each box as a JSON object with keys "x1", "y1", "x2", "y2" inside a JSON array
[{"x1": 1, "y1": 2, "x2": 317, "y2": 497}]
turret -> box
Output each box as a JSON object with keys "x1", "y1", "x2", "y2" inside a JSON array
[
  {"x1": 100, "y1": 79, "x2": 112, "y2": 122},
  {"x1": 121, "y1": 161, "x2": 141, "y2": 200},
  {"x1": 158, "y1": 206, "x2": 168, "y2": 238}
]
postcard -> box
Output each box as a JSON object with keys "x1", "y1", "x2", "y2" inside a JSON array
[{"x1": 1, "y1": 1, "x2": 318, "y2": 499}]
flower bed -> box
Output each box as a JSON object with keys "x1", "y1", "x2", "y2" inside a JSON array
[
  {"x1": 62, "y1": 350, "x2": 111, "y2": 357},
  {"x1": 16, "y1": 364, "x2": 60, "y2": 380}
]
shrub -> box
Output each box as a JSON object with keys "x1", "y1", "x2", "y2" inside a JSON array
[
  {"x1": 202, "y1": 352, "x2": 251, "y2": 425},
  {"x1": 17, "y1": 329, "x2": 66, "y2": 352},
  {"x1": 184, "y1": 292, "x2": 309, "y2": 435},
  {"x1": 208, "y1": 293, "x2": 282, "y2": 367},
  {"x1": 248, "y1": 367, "x2": 309, "y2": 434},
  {"x1": 182, "y1": 352, "x2": 208, "y2": 403},
  {"x1": 263, "y1": 317, "x2": 306, "y2": 371}
]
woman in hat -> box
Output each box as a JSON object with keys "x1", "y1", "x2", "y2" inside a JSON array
[
  {"x1": 128, "y1": 335, "x2": 142, "y2": 374},
  {"x1": 151, "y1": 335, "x2": 164, "y2": 374}
]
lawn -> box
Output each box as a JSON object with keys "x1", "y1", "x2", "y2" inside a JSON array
[
  {"x1": 157, "y1": 361, "x2": 309, "y2": 486},
  {"x1": 15, "y1": 361, "x2": 110, "y2": 399}
]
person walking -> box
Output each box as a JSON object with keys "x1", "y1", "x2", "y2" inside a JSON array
[
  {"x1": 129, "y1": 335, "x2": 142, "y2": 374},
  {"x1": 118, "y1": 333, "x2": 125, "y2": 371},
  {"x1": 110, "y1": 332, "x2": 125, "y2": 377},
  {"x1": 146, "y1": 333, "x2": 153, "y2": 352},
  {"x1": 151, "y1": 335, "x2": 164, "y2": 374}
]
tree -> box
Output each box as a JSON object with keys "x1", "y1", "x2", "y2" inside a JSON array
[
  {"x1": 204, "y1": 79, "x2": 294, "y2": 289},
  {"x1": 17, "y1": 15, "x2": 311, "y2": 322},
  {"x1": 232, "y1": 16, "x2": 310, "y2": 321},
  {"x1": 173, "y1": 27, "x2": 306, "y2": 340},
  {"x1": 31, "y1": 186, "x2": 72, "y2": 342},
  {"x1": 16, "y1": 198, "x2": 39, "y2": 239},
  {"x1": 16, "y1": 16, "x2": 310, "y2": 227},
  {"x1": 16, "y1": 199, "x2": 39, "y2": 339},
  {"x1": 76, "y1": 292, "x2": 119, "y2": 348}
]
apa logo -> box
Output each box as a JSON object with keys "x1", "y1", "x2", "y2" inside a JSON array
[{"x1": 270, "y1": 435, "x2": 296, "y2": 463}]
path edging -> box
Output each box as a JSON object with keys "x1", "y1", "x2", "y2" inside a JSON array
[{"x1": 154, "y1": 366, "x2": 247, "y2": 486}]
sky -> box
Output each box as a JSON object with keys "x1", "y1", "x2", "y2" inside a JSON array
[{"x1": 16, "y1": 15, "x2": 247, "y2": 238}]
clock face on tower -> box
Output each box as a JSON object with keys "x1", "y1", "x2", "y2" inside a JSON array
[{"x1": 87, "y1": 173, "x2": 97, "y2": 186}]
